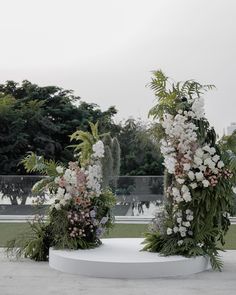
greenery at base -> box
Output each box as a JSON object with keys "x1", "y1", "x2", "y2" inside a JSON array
[{"x1": 1, "y1": 223, "x2": 236, "y2": 249}]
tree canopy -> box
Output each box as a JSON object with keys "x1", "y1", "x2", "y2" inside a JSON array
[{"x1": 0, "y1": 80, "x2": 118, "y2": 174}]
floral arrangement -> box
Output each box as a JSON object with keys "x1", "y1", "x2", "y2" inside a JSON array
[
  {"x1": 143, "y1": 71, "x2": 235, "y2": 270},
  {"x1": 7, "y1": 122, "x2": 116, "y2": 261}
]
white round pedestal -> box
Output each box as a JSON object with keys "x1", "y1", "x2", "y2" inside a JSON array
[{"x1": 49, "y1": 238, "x2": 211, "y2": 278}]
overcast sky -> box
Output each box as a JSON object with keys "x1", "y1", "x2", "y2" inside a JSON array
[{"x1": 0, "y1": 0, "x2": 236, "y2": 136}]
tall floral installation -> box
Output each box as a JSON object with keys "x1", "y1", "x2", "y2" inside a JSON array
[
  {"x1": 143, "y1": 71, "x2": 236, "y2": 270},
  {"x1": 7, "y1": 122, "x2": 116, "y2": 261}
]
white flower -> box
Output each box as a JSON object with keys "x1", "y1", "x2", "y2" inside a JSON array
[
  {"x1": 212, "y1": 168, "x2": 219, "y2": 174},
  {"x1": 182, "y1": 221, "x2": 191, "y2": 227},
  {"x1": 199, "y1": 165, "x2": 207, "y2": 172},
  {"x1": 212, "y1": 155, "x2": 220, "y2": 163},
  {"x1": 188, "y1": 171, "x2": 195, "y2": 181},
  {"x1": 217, "y1": 161, "x2": 225, "y2": 169},
  {"x1": 203, "y1": 145, "x2": 211, "y2": 153},
  {"x1": 177, "y1": 217, "x2": 182, "y2": 224},
  {"x1": 57, "y1": 187, "x2": 65, "y2": 198},
  {"x1": 181, "y1": 185, "x2": 189, "y2": 193},
  {"x1": 183, "y1": 191, "x2": 192, "y2": 202},
  {"x1": 54, "y1": 176, "x2": 60, "y2": 184},
  {"x1": 64, "y1": 193, "x2": 72, "y2": 200},
  {"x1": 202, "y1": 179, "x2": 210, "y2": 187},
  {"x1": 204, "y1": 158, "x2": 216, "y2": 170},
  {"x1": 177, "y1": 240, "x2": 184, "y2": 246},
  {"x1": 192, "y1": 97, "x2": 205, "y2": 119},
  {"x1": 190, "y1": 182, "x2": 198, "y2": 189},
  {"x1": 56, "y1": 166, "x2": 64, "y2": 174},
  {"x1": 60, "y1": 199, "x2": 67, "y2": 206},
  {"x1": 167, "y1": 228, "x2": 173, "y2": 235},
  {"x1": 195, "y1": 148, "x2": 204, "y2": 158},
  {"x1": 195, "y1": 172, "x2": 204, "y2": 182},
  {"x1": 173, "y1": 226, "x2": 179, "y2": 233},
  {"x1": 176, "y1": 196, "x2": 182, "y2": 203},
  {"x1": 209, "y1": 147, "x2": 216, "y2": 155},
  {"x1": 92, "y1": 140, "x2": 105, "y2": 158},
  {"x1": 172, "y1": 187, "x2": 180, "y2": 197},
  {"x1": 183, "y1": 163, "x2": 191, "y2": 171},
  {"x1": 194, "y1": 156, "x2": 202, "y2": 166},
  {"x1": 54, "y1": 203, "x2": 61, "y2": 210},
  {"x1": 187, "y1": 215, "x2": 194, "y2": 221},
  {"x1": 186, "y1": 209, "x2": 193, "y2": 215},
  {"x1": 176, "y1": 178, "x2": 185, "y2": 184}
]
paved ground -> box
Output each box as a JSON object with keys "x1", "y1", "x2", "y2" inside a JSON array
[{"x1": 0, "y1": 248, "x2": 236, "y2": 295}]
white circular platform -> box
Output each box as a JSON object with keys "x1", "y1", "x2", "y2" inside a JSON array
[{"x1": 49, "y1": 238, "x2": 211, "y2": 278}]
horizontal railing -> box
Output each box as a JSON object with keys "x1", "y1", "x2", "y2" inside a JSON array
[{"x1": 0, "y1": 215, "x2": 236, "y2": 224}]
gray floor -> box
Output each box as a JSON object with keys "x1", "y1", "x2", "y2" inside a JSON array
[{"x1": 0, "y1": 248, "x2": 236, "y2": 295}]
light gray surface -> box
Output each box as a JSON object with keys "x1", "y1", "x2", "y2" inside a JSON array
[{"x1": 0, "y1": 248, "x2": 236, "y2": 295}]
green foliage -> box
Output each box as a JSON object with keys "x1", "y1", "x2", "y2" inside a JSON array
[
  {"x1": 0, "y1": 80, "x2": 118, "y2": 175},
  {"x1": 117, "y1": 119, "x2": 163, "y2": 176},
  {"x1": 70, "y1": 121, "x2": 101, "y2": 166},
  {"x1": 7, "y1": 220, "x2": 53, "y2": 261},
  {"x1": 148, "y1": 70, "x2": 215, "y2": 119}
]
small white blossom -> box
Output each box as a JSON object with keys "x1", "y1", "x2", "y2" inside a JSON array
[
  {"x1": 56, "y1": 166, "x2": 64, "y2": 174},
  {"x1": 177, "y1": 240, "x2": 184, "y2": 246},
  {"x1": 183, "y1": 163, "x2": 191, "y2": 171},
  {"x1": 190, "y1": 183, "x2": 198, "y2": 189},
  {"x1": 55, "y1": 203, "x2": 61, "y2": 210},
  {"x1": 212, "y1": 155, "x2": 220, "y2": 163},
  {"x1": 202, "y1": 179, "x2": 210, "y2": 187},
  {"x1": 188, "y1": 171, "x2": 195, "y2": 181},
  {"x1": 167, "y1": 228, "x2": 173, "y2": 235},
  {"x1": 217, "y1": 161, "x2": 225, "y2": 169},
  {"x1": 195, "y1": 172, "x2": 204, "y2": 182}
]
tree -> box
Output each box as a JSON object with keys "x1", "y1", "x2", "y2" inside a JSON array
[
  {"x1": 0, "y1": 80, "x2": 118, "y2": 175},
  {"x1": 117, "y1": 119, "x2": 163, "y2": 176}
]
